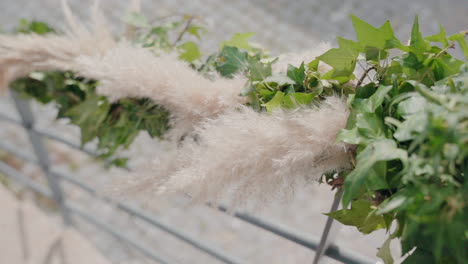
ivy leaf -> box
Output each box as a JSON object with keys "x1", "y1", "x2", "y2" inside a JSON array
[
  {"x1": 263, "y1": 91, "x2": 285, "y2": 112},
  {"x1": 355, "y1": 112, "x2": 386, "y2": 140},
  {"x1": 336, "y1": 127, "x2": 366, "y2": 145},
  {"x1": 358, "y1": 85, "x2": 392, "y2": 113},
  {"x1": 286, "y1": 63, "x2": 306, "y2": 84},
  {"x1": 394, "y1": 112, "x2": 428, "y2": 141},
  {"x1": 282, "y1": 93, "x2": 315, "y2": 108},
  {"x1": 448, "y1": 32, "x2": 468, "y2": 60},
  {"x1": 337, "y1": 37, "x2": 363, "y2": 52},
  {"x1": 366, "y1": 161, "x2": 390, "y2": 190},
  {"x1": 187, "y1": 25, "x2": 205, "y2": 39},
  {"x1": 141, "y1": 107, "x2": 170, "y2": 138},
  {"x1": 220, "y1": 32, "x2": 256, "y2": 51},
  {"x1": 409, "y1": 16, "x2": 430, "y2": 53},
  {"x1": 215, "y1": 46, "x2": 249, "y2": 77},
  {"x1": 16, "y1": 19, "x2": 55, "y2": 34},
  {"x1": 342, "y1": 139, "x2": 408, "y2": 207},
  {"x1": 401, "y1": 52, "x2": 424, "y2": 71},
  {"x1": 248, "y1": 56, "x2": 273, "y2": 82},
  {"x1": 326, "y1": 199, "x2": 386, "y2": 234},
  {"x1": 355, "y1": 82, "x2": 378, "y2": 99},
  {"x1": 426, "y1": 24, "x2": 449, "y2": 47},
  {"x1": 377, "y1": 237, "x2": 395, "y2": 264},
  {"x1": 65, "y1": 95, "x2": 110, "y2": 144},
  {"x1": 350, "y1": 15, "x2": 401, "y2": 50},
  {"x1": 431, "y1": 55, "x2": 464, "y2": 80},
  {"x1": 397, "y1": 94, "x2": 427, "y2": 118},
  {"x1": 365, "y1": 46, "x2": 389, "y2": 61},
  {"x1": 177, "y1": 41, "x2": 202, "y2": 63},
  {"x1": 317, "y1": 44, "x2": 359, "y2": 77},
  {"x1": 308, "y1": 59, "x2": 320, "y2": 71},
  {"x1": 376, "y1": 195, "x2": 408, "y2": 214}
]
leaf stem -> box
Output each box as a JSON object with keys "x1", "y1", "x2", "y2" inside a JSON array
[
  {"x1": 172, "y1": 15, "x2": 194, "y2": 47},
  {"x1": 357, "y1": 66, "x2": 377, "y2": 87}
]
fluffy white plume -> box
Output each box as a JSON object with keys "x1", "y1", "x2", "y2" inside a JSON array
[
  {"x1": 0, "y1": 1, "x2": 245, "y2": 138},
  {"x1": 116, "y1": 96, "x2": 352, "y2": 208},
  {"x1": 0, "y1": 0, "x2": 115, "y2": 91},
  {"x1": 75, "y1": 46, "x2": 246, "y2": 139}
]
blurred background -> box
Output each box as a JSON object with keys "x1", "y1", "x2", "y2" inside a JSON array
[
  {"x1": 1, "y1": 0, "x2": 467, "y2": 55},
  {"x1": 0, "y1": 0, "x2": 466, "y2": 264}
]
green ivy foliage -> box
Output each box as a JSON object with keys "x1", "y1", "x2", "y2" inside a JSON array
[
  {"x1": 332, "y1": 17, "x2": 467, "y2": 264},
  {"x1": 11, "y1": 71, "x2": 170, "y2": 167}
]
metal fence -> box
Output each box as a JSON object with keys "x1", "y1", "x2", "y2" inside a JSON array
[{"x1": 0, "y1": 91, "x2": 375, "y2": 264}]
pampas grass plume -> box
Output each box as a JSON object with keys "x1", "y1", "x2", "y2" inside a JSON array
[
  {"x1": 117, "y1": 96, "x2": 352, "y2": 209},
  {"x1": 0, "y1": 0, "x2": 246, "y2": 138}
]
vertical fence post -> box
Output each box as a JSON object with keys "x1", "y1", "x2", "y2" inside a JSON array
[
  {"x1": 312, "y1": 189, "x2": 343, "y2": 264},
  {"x1": 11, "y1": 91, "x2": 72, "y2": 225}
]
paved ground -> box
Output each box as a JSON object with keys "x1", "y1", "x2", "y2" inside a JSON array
[
  {"x1": 0, "y1": 1, "x2": 466, "y2": 263},
  {"x1": 0, "y1": 184, "x2": 110, "y2": 264}
]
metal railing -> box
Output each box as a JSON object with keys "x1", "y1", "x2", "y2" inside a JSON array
[{"x1": 0, "y1": 92, "x2": 375, "y2": 264}]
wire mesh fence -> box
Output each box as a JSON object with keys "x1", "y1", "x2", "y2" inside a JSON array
[{"x1": 0, "y1": 91, "x2": 374, "y2": 264}]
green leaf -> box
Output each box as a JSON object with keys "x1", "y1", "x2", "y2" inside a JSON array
[
  {"x1": 342, "y1": 139, "x2": 408, "y2": 206},
  {"x1": 377, "y1": 195, "x2": 407, "y2": 214},
  {"x1": 215, "y1": 46, "x2": 249, "y2": 77},
  {"x1": 409, "y1": 16, "x2": 430, "y2": 53},
  {"x1": 394, "y1": 112, "x2": 428, "y2": 141},
  {"x1": 448, "y1": 32, "x2": 468, "y2": 60},
  {"x1": 401, "y1": 52, "x2": 423, "y2": 70},
  {"x1": 220, "y1": 32, "x2": 256, "y2": 51},
  {"x1": 355, "y1": 112, "x2": 386, "y2": 140},
  {"x1": 337, "y1": 37, "x2": 363, "y2": 52},
  {"x1": 396, "y1": 94, "x2": 427, "y2": 118},
  {"x1": 426, "y1": 24, "x2": 449, "y2": 47},
  {"x1": 336, "y1": 127, "x2": 366, "y2": 145},
  {"x1": 286, "y1": 63, "x2": 306, "y2": 83},
  {"x1": 263, "y1": 91, "x2": 285, "y2": 112},
  {"x1": 355, "y1": 82, "x2": 377, "y2": 99},
  {"x1": 377, "y1": 237, "x2": 395, "y2": 264},
  {"x1": 326, "y1": 199, "x2": 387, "y2": 234},
  {"x1": 366, "y1": 161, "x2": 390, "y2": 190},
  {"x1": 431, "y1": 55, "x2": 464, "y2": 80},
  {"x1": 282, "y1": 93, "x2": 315, "y2": 108},
  {"x1": 177, "y1": 41, "x2": 202, "y2": 63},
  {"x1": 365, "y1": 46, "x2": 389, "y2": 61},
  {"x1": 248, "y1": 56, "x2": 273, "y2": 82},
  {"x1": 308, "y1": 59, "x2": 320, "y2": 71},
  {"x1": 350, "y1": 15, "x2": 401, "y2": 50},
  {"x1": 65, "y1": 95, "x2": 110, "y2": 144},
  {"x1": 16, "y1": 19, "x2": 55, "y2": 34},
  {"x1": 317, "y1": 46, "x2": 358, "y2": 76},
  {"x1": 187, "y1": 25, "x2": 205, "y2": 39},
  {"x1": 407, "y1": 81, "x2": 448, "y2": 106},
  {"x1": 358, "y1": 85, "x2": 392, "y2": 113}
]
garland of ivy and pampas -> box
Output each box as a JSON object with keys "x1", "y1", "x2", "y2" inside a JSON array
[{"x1": 0, "y1": 2, "x2": 466, "y2": 263}]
